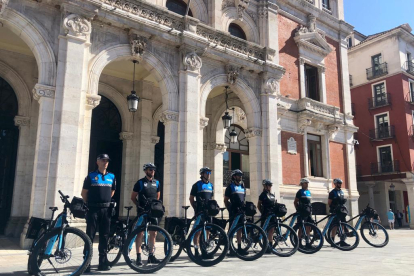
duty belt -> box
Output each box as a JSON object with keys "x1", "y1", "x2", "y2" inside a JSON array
[{"x1": 88, "y1": 202, "x2": 112, "y2": 208}]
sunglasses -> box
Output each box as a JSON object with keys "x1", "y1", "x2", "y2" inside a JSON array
[{"x1": 205, "y1": 171, "x2": 211, "y2": 175}]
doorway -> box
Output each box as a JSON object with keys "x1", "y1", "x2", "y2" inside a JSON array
[{"x1": 154, "y1": 121, "x2": 165, "y2": 201}]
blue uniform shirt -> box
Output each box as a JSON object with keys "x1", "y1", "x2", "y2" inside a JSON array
[{"x1": 83, "y1": 170, "x2": 116, "y2": 204}]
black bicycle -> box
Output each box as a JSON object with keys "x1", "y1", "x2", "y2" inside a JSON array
[{"x1": 27, "y1": 190, "x2": 92, "y2": 276}]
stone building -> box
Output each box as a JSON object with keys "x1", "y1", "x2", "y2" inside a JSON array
[{"x1": 0, "y1": 0, "x2": 357, "y2": 247}]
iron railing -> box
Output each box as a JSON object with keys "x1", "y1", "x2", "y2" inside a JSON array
[
  {"x1": 371, "y1": 160, "x2": 400, "y2": 174},
  {"x1": 368, "y1": 93, "x2": 391, "y2": 109},
  {"x1": 223, "y1": 170, "x2": 250, "y2": 188},
  {"x1": 366, "y1": 62, "x2": 388, "y2": 80},
  {"x1": 404, "y1": 61, "x2": 414, "y2": 75},
  {"x1": 369, "y1": 126, "x2": 395, "y2": 140}
]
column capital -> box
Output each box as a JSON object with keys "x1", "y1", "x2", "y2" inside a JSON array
[
  {"x1": 14, "y1": 115, "x2": 30, "y2": 128},
  {"x1": 365, "y1": 182, "x2": 376, "y2": 188},
  {"x1": 245, "y1": 127, "x2": 262, "y2": 139},
  {"x1": 298, "y1": 118, "x2": 311, "y2": 134},
  {"x1": 85, "y1": 94, "x2": 101, "y2": 110},
  {"x1": 200, "y1": 117, "x2": 209, "y2": 130},
  {"x1": 160, "y1": 110, "x2": 179, "y2": 124},
  {"x1": 151, "y1": 136, "x2": 160, "y2": 145},
  {"x1": 183, "y1": 51, "x2": 202, "y2": 72},
  {"x1": 263, "y1": 78, "x2": 280, "y2": 95},
  {"x1": 214, "y1": 143, "x2": 227, "y2": 152},
  {"x1": 32, "y1": 84, "x2": 55, "y2": 101},
  {"x1": 129, "y1": 33, "x2": 148, "y2": 60},
  {"x1": 119, "y1": 132, "x2": 133, "y2": 141},
  {"x1": 62, "y1": 13, "x2": 92, "y2": 40},
  {"x1": 0, "y1": 0, "x2": 9, "y2": 16},
  {"x1": 226, "y1": 64, "x2": 241, "y2": 85}
]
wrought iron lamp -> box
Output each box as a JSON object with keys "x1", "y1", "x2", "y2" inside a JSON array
[
  {"x1": 127, "y1": 60, "x2": 140, "y2": 112},
  {"x1": 229, "y1": 108, "x2": 238, "y2": 144},
  {"x1": 221, "y1": 86, "x2": 232, "y2": 129}
]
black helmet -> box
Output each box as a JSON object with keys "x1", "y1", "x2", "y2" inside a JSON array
[
  {"x1": 333, "y1": 178, "x2": 343, "y2": 184},
  {"x1": 143, "y1": 163, "x2": 156, "y2": 171},
  {"x1": 199, "y1": 167, "x2": 212, "y2": 175},
  {"x1": 97, "y1": 153, "x2": 111, "y2": 161},
  {"x1": 262, "y1": 179, "x2": 273, "y2": 186},
  {"x1": 231, "y1": 169, "x2": 243, "y2": 178}
]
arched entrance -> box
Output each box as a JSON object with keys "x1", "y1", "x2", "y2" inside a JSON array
[
  {"x1": 88, "y1": 95, "x2": 123, "y2": 214},
  {"x1": 0, "y1": 77, "x2": 19, "y2": 234},
  {"x1": 154, "y1": 121, "x2": 165, "y2": 201}
]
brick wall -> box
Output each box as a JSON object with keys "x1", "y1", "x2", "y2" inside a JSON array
[
  {"x1": 329, "y1": 141, "x2": 348, "y2": 188},
  {"x1": 281, "y1": 131, "x2": 304, "y2": 184},
  {"x1": 325, "y1": 37, "x2": 343, "y2": 113}
]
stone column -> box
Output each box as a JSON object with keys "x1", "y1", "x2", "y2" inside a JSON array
[
  {"x1": 345, "y1": 129, "x2": 359, "y2": 217},
  {"x1": 246, "y1": 128, "x2": 262, "y2": 203},
  {"x1": 199, "y1": 117, "x2": 209, "y2": 168},
  {"x1": 161, "y1": 111, "x2": 179, "y2": 217},
  {"x1": 261, "y1": 77, "x2": 281, "y2": 200},
  {"x1": 402, "y1": 179, "x2": 414, "y2": 229},
  {"x1": 210, "y1": 0, "x2": 222, "y2": 30},
  {"x1": 318, "y1": 66, "x2": 327, "y2": 104},
  {"x1": 213, "y1": 143, "x2": 226, "y2": 209},
  {"x1": 299, "y1": 58, "x2": 306, "y2": 98},
  {"x1": 338, "y1": 26, "x2": 352, "y2": 118},
  {"x1": 119, "y1": 132, "x2": 134, "y2": 217},
  {"x1": 177, "y1": 50, "x2": 202, "y2": 217},
  {"x1": 365, "y1": 182, "x2": 376, "y2": 209},
  {"x1": 258, "y1": 2, "x2": 279, "y2": 63}
]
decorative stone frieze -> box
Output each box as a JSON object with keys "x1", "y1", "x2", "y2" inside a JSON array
[
  {"x1": 298, "y1": 118, "x2": 312, "y2": 134},
  {"x1": 14, "y1": 116, "x2": 30, "y2": 128},
  {"x1": 32, "y1": 84, "x2": 55, "y2": 101},
  {"x1": 0, "y1": 0, "x2": 9, "y2": 16},
  {"x1": 245, "y1": 128, "x2": 262, "y2": 139},
  {"x1": 119, "y1": 132, "x2": 133, "y2": 141},
  {"x1": 200, "y1": 117, "x2": 209, "y2": 129},
  {"x1": 160, "y1": 110, "x2": 179, "y2": 124},
  {"x1": 151, "y1": 136, "x2": 160, "y2": 144},
  {"x1": 86, "y1": 94, "x2": 101, "y2": 110},
  {"x1": 63, "y1": 14, "x2": 91, "y2": 37},
  {"x1": 226, "y1": 65, "x2": 240, "y2": 85},
  {"x1": 130, "y1": 35, "x2": 147, "y2": 58},
  {"x1": 183, "y1": 51, "x2": 202, "y2": 71}
]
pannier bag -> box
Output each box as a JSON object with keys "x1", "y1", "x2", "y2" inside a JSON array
[
  {"x1": 365, "y1": 207, "x2": 377, "y2": 218},
  {"x1": 70, "y1": 196, "x2": 87, "y2": 219},
  {"x1": 166, "y1": 217, "x2": 185, "y2": 235},
  {"x1": 273, "y1": 203, "x2": 287, "y2": 217},
  {"x1": 149, "y1": 200, "x2": 165, "y2": 218},
  {"x1": 26, "y1": 217, "x2": 50, "y2": 239},
  {"x1": 207, "y1": 200, "x2": 220, "y2": 217},
  {"x1": 244, "y1": 201, "x2": 257, "y2": 216},
  {"x1": 336, "y1": 205, "x2": 348, "y2": 219},
  {"x1": 298, "y1": 203, "x2": 312, "y2": 217}
]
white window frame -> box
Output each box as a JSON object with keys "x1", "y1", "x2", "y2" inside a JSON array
[
  {"x1": 300, "y1": 58, "x2": 327, "y2": 104},
  {"x1": 370, "y1": 80, "x2": 387, "y2": 98},
  {"x1": 409, "y1": 78, "x2": 414, "y2": 99},
  {"x1": 374, "y1": 111, "x2": 390, "y2": 129},
  {"x1": 376, "y1": 144, "x2": 394, "y2": 173}
]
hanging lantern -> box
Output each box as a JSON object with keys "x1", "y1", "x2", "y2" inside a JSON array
[
  {"x1": 230, "y1": 128, "x2": 238, "y2": 144},
  {"x1": 127, "y1": 60, "x2": 140, "y2": 112},
  {"x1": 222, "y1": 112, "x2": 232, "y2": 129},
  {"x1": 389, "y1": 182, "x2": 395, "y2": 192}
]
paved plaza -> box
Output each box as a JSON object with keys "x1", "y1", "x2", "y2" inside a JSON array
[{"x1": 0, "y1": 229, "x2": 412, "y2": 276}]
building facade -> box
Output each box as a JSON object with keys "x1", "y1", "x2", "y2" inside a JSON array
[
  {"x1": 349, "y1": 24, "x2": 414, "y2": 228},
  {"x1": 0, "y1": 0, "x2": 357, "y2": 247}
]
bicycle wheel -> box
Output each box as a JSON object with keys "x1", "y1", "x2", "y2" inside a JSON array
[
  {"x1": 106, "y1": 232, "x2": 124, "y2": 267},
  {"x1": 123, "y1": 225, "x2": 173, "y2": 273},
  {"x1": 29, "y1": 227, "x2": 92, "y2": 276},
  {"x1": 292, "y1": 222, "x2": 324, "y2": 254},
  {"x1": 267, "y1": 223, "x2": 299, "y2": 257},
  {"x1": 28, "y1": 227, "x2": 47, "y2": 275},
  {"x1": 185, "y1": 223, "x2": 229, "y2": 267},
  {"x1": 360, "y1": 221, "x2": 389, "y2": 248},
  {"x1": 228, "y1": 223, "x2": 268, "y2": 261},
  {"x1": 328, "y1": 222, "x2": 359, "y2": 251}
]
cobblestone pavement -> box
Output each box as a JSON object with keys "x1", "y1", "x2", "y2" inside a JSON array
[{"x1": 1, "y1": 229, "x2": 413, "y2": 276}]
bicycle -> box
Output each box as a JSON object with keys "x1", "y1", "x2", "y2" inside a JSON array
[
  {"x1": 346, "y1": 204, "x2": 389, "y2": 248},
  {"x1": 165, "y1": 200, "x2": 229, "y2": 267},
  {"x1": 282, "y1": 211, "x2": 324, "y2": 254},
  {"x1": 27, "y1": 190, "x2": 92, "y2": 276},
  {"x1": 122, "y1": 198, "x2": 173, "y2": 273},
  {"x1": 314, "y1": 204, "x2": 360, "y2": 251},
  {"x1": 253, "y1": 203, "x2": 299, "y2": 257}
]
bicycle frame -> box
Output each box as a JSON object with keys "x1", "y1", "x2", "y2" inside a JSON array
[
  {"x1": 347, "y1": 214, "x2": 366, "y2": 231},
  {"x1": 255, "y1": 214, "x2": 291, "y2": 240}
]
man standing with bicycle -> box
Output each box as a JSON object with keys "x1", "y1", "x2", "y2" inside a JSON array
[
  {"x1": 81, "y1": 153, "x2": 116, "y2": 272},
  {"x1": 328, "y1": 178, "x2": 349, "y2": 247},
  {"x1": 294, "y1": 178, "x2": 313, "y2": 250},
  {"x1": 224, "y1": 169, "x2": 248, "y2": 256},
  {"x1": 131, "y1": 163, "x2": 161, "y2": 266}
]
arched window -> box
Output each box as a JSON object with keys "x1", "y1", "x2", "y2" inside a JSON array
[
  {"x1": 228, "y1": 23, "x2": 246, "y2": 40},
  {"x1": 166, "y1": 0, "x2": 193, "y2": 17}
]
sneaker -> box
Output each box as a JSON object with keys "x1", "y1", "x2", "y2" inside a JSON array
[
  {"x1": 202, "y1": 252, "x2": 214, "y2": 259},
  {"x1": 237, "y1": 248, "x2": 249, "y2": 256},
  {"x1": 135, "y1": 257, "x2": 143, "y2": 266},
  {"x1": 305, "y1": 243, "x2": 314, "y2": 250},
  {"x1": 266, "y1": 245, "x2": 273, "y2": 254},
  {"x1": 97, "y1": 264, "x2": 111, "y2": 271},
  {"x1": 340, "y1": 241, "x2": 350, "y2": 247},
  {"x1": 148, "y1": 255, "x2": 161, "y2": 264},
  {"x1": 84, "y1": 264, "x2": 91, "y2": 273}
]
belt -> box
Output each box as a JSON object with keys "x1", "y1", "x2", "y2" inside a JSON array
[{"x1": 88, "y1": 202, "x2": 111, "y2": 208}]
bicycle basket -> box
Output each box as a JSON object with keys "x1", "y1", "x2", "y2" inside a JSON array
[
  {"x1": 298, "y1": 203, "x2": 312, "y2": 217},
  {"x1": 206, "y1": 200, "x2": 220, "y2": 217},
  {"x1": 26, "y1": 217, "x2": 50, "y2": 239},
  {"x1": 273, "y1": 203, "x2": 287, "y2": 217},
  {"x1": 149, "y1": 200, "x2": 165, "y2": 218},
  {"x1": 70, "y1": 196, "x2": 87, "y2": 219},
  {"x1": 244, "y1": 201, "x2": 257, "y2": 216}
]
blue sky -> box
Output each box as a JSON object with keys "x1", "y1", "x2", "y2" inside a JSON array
[{"x1": 344, "y1": 0, "x2": 414, "y2": 36}]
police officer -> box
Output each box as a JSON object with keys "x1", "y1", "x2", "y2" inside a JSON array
[
  {"x1": 294, "y1": 178, "x2": 313, "y2": 223},
  {"x1": 224, "y1": 169, "x2": 248, "y2": 256},
  {"x1": 130, "y1": 163, "x2": 161, "y2": 265},
  {"x1": 81, "y1": 154, "x2": 116, "y2": 272},
  {"x1": 257, "y1": 179, "x2": 276, "y2": 253},
  {"x1": 189, "y1": 167, "x2": 214, "y2": 259},
  {"x1": 328, "y1": 178, "x2": 349, "y2": 247}
]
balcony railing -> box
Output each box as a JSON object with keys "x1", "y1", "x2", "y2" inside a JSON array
[
  {"x1": 368, "y1": 93, "x2": 391, "y2": 109},
  {"x1": 369, "y1": 126, "x2": 395, "y2": 140},
  {"x1": 371, "y1": 160, "x2": 400, "y2": 174},
  {"x1": 366, "y1": 62, "x2": 388, "y2": 80},
  {"x1": 404, "y1": 61, "x2": 414, "y2": 75},
  {"x1": 304, "y1": 0, "x2": 315, "y2": 4},
  {"x1": 223, "y1": 170, "x2": 250, "y2": 189}
]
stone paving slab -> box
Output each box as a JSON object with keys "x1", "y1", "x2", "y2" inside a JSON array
[{"x1": 1, "y1": 230, "x2": 413, "y2": 276}]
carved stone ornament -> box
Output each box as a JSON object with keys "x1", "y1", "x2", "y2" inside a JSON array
[
  {"x1": 226, "y1": 65, "x2": 240, "y2": 85},
  {"x1": 183, "y1": 51, "x2": 202, "y2": 71},
  {"x1": 63, "y1": 14, "x2": 91, "y2": 37},
  {"x1": 151, "y1": 136, "x2": 160, "y2": 144},
  {"x1": 32, "y1": 84, "x2": 55, "y2": 101},
  {"x1": 245, "y1": 128, "x2": 262, "y2": 139},
  {"x1": 215, "y1": 143, "x2": 227, "y2": 152},
  {"x1": 287, "y1": 137, "x2": 297, "y2": 155},
  {"x1": 222, "y1": 0, "x2": 235, "y2": 9},
  {"x1": 86, "y1": 94, "x2": 101, "y2": 110},
  {"x1": 160, "y1": 110, "x2": 179, "y2": 124},
  {"x1": 235, "y1": 0, "x2": 250, "y2": 20},
  {"x1": 298, "y1": 118, "x2": 312, "y2": 134},
  {"x1": 0, "y1": 0, "x2": 9, "y2": 16},
  {"x1": 200, "y1": 117, "x2": 209, "y2": 129},
  {"x1": 264, "y1": 78, "x2": 280, "y2": 94},
  {"x1": 119, "y1": 132, "x2": 133, "y2": 141},
  {"x1": 130, "y1": 35, "x2": 147, "y2": 58},
  {"x1": 237, "y1": 108, "x2": 246, "y2": 121},
  {"x1": 14, "y1": 116, "x2": 30, "y2": 127},
  {"x1": 328, "y1": 125, "x2": 340, "y2": 140}
]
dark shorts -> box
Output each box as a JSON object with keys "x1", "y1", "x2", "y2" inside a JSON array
[
  {"x1": 260, "y1": 215, "x2": 277, "y2": 228},
  {"x1": 298, "y1": 215, "x2": 315, "y2": 224}
]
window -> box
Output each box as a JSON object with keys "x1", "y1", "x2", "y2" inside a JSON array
[
  {"x1": 307, "y1": 134, "x2": 323, "y2": 177},
  {"x1": 347, "y1": 37, "x2": 353, "y2": 48},
  {"x1": 305, "y1": 64, "x2": 320, "y2": 101},
  {"x1": 322, "y1": 0, "x2": 330, "y2": 10},
  {"x1": 166, "y1": 0, "x2": 193, "y2": 16},
  {"x1": 389, "y1": 190, "x2": 396, "y2": 211},
  {"x1": 410, "y1": 80, "x2": 414, "y2": 102},
  {"x1": 228, "y1": 23, "x2": 246, "y2": 40},
  {"x1": 376, "y1": 113, "x2": 389, "y2": 138},
  {"x1": 373, "y1": 82, "x2": 386, "y2": 106},
  {"x1": 407, "y1": 52, "x2": 412, "y2": 62},
  {"x1": 371, "y1": 54, "x2": 382, "y2": 69},
  {"x1": 378, "y1": 146, "x2": 392, "y2": 173}
]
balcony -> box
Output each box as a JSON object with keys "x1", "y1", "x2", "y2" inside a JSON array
[
  {"x1": 368, "y1": 93, "x2": 391, "y2": 109},
  {"x1": 366, "y1": 62, "x2": 388, "y2": 80},
  {"x1": 371, "y1": 160, "x2": 400, "y2": 175},
  {"x1": 223, "y1": 170, "x2": 250, "y2": 189},
  {"x1": 369, "y1": 126, "x2": 395, "y2": 140},
  {"x1": 404, "y1": 61, "x2": 414, "y2": 76}
]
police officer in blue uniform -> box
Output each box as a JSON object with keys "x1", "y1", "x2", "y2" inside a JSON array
[
  {"x1": 130, "y1": 163, "x2": 161, "y2": 265},
  {"x1": 81, "y1": 154, "x2": 116, "y2": 272},
  {"x1": 294, "y1": 178, "x2": 313, "y2": 223},
  {"x1": 189, "y1": 167, "x2": 214, "y2": 259},
  {"x1": 258, "y1": 179, "x2": 276, "y2": 253},
  {"x1": 328, "y1": 178, "x2": 349, "y2": 247},
  {"x1": 224, "y1": 169, "x2": 248, "y2": 256}
]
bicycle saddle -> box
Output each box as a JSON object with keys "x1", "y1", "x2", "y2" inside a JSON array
[
  {"x1": 219, "y1": 208, "x2": 226, "y2": 212},
  {"x1": 124, "y1": 206, "x2": 133, "y2": 210},
  {"x1": 49, "y1": 207, "x2": 58, "y2": 211},
  {"x1": 182, "y1": 206, "x2": 190, "y2": 210}
]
